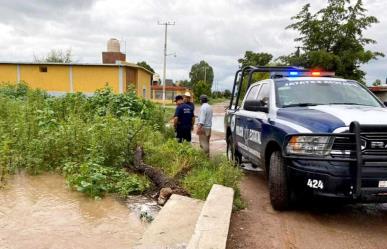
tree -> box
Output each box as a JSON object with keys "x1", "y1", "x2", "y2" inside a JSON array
[
  {"x1": 34, "y1": 49, "x2": 73, "y2": 63},
  {"x1": 189, "y1": 61, "x2": 214, "y2": 87},
  {"x1": 238, "y1": 51, "x2": 273, "y2": 68},
  {"x1": 281, "y1": 0, "x2": 384, "y2": 82},
  {"x1": 237, "y1": 51, "x2": 273, "y2": 99},
  {"x1": 193, "y1": 80, "x2": 211, "y2": 102},
  {"x1": 177, "y1": 79, "x2": 192, "y2": 88},
  {"x1": 373, "y1": 79, "x2": 382, "y2": 86},
  {"x1": 223, "y1": 89, "x2": 231, "y2": 98},
  {"x1": 212, "y1": 91, "x2": 223, "y2": 99},
  {"x1": 137, "y1": 61, "x2": 155, "y2": 73}
]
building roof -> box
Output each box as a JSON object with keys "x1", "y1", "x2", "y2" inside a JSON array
[
  {"x1": 151, "y1": 85, "x2": 190, "y2": 91},
  {"x1": 369, "y1": 85, "x2": 387, "y2": 92},
  {"x1": 0, "y1": 61, "x2": 154, "y2": 75}
]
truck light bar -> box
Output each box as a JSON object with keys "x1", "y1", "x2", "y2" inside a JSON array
[
  {"x1": 276, "y1": 70, "x2": 336, "y2": 78},
  {"x1": 229, "y1": 66, "x2": 336, "y2": 110}
]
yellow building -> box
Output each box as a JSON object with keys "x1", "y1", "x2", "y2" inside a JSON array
[
  {"x1": 0, "y1": 62, "x2": 153, "y2": 98},
  {"x1": 0, "y1": 39, "x2": 154, "y2": 98}
]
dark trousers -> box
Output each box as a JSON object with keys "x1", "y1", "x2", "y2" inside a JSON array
[{"x1": 176, "y1": 127, "x2": 192, "y2": 143}]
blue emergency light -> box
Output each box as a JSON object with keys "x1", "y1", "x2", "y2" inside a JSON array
[{"x1": 289, "y1": 71, "x2": 299, "y2": 76}]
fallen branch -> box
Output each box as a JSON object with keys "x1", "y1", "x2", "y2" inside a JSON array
[{"x1": 126, "y1": 146, "x2": 190, "y2": 205}]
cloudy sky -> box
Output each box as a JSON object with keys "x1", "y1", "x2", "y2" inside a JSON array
[{"x1": 0, "y1": 0, "x2": 385, "y2": 90}]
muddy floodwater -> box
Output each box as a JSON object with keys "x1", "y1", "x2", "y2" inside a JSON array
[{"x1": 0, "y1": 173, "x2": 145, "y2": 249}]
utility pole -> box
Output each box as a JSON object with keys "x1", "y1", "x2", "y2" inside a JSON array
[{"x1": 158, "y1": 21, "x2": 175, "y2": 106}]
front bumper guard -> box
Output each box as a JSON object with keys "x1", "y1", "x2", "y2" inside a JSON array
[{"x1": 282, "y1": 121, "x2": 387, "y2": 199}]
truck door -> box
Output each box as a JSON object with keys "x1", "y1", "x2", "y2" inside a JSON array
[
  {"x1": 234, "y1": 84, "x2": 261, "y2": 158},
  {"x1": 238, "y1": 83, "x2": 270, "y2": 165}
]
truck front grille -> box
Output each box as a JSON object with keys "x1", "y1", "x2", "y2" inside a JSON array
[{"x1": 331, "y1": 131, "x2": 387, "y2": 164}]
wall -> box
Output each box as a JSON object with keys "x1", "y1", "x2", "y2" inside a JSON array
[
  {"x1": 136, "y1": 69, "x2": 151, "y2": 99},
  {"x1": 73, "y1": 65, "x2": 120, "y2": 94},
  {"x1": 0, "y1": 64, "x2": 153, "y2": 97},
  {"x1": 20, "y1": 65, "x2": 70, "y2": 92},
  {"x1": 102, "y1": 52, "x2": 126, "y2": 64},
  {"x1": 151, "y1": 89, "x2": 188, "y2": 104},
  {"x1": 0, "y1": 65, "x2": 17, "y2": 83},
  {"x1": 126, "y1": 67, "x2": 137, "y2": 92}
]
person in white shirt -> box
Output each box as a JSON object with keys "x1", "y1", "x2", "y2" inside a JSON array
[{"x1": 196, "y1": 95, "x2": 213, "y2": 156}]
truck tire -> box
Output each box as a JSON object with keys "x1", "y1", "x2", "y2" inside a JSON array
[
  {"x1": 227, "y1": 135, "x2": 241, "y2": 166},
  {"x1": 269, "y1": 150, "x2": 290, "y2": 211}
]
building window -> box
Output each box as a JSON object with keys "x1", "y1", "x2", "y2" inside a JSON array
[
  {"x1": 143, "y1": 88, "x2": 146, "y2": 98},
  {"x1": 39, "y1": 66, "x2": 48, "y2": 73}
]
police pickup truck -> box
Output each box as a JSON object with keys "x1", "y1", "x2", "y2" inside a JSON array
[{"x1": 225, "y1": 66, "x2": 387, "y2": 210}]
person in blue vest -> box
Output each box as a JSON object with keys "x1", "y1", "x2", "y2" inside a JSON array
[{"x1": 174, "y1": 95, "x2": 195, "y2": 143}]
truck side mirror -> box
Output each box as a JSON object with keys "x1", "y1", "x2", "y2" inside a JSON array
[{"x1": 244, "y1": 100, "x2": 269, "y2": 113}]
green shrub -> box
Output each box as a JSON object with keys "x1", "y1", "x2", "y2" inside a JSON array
[{"x1": 63, "y1": 160, "x2": 150, "y2": 198}]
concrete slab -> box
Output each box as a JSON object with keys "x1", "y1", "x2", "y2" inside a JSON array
[
  {"x1": 187, "y1": 184, "x2": 234, "y2": 249},
  {"x1": 133, "y1": 194, "x2": 204, "y2": 249}
]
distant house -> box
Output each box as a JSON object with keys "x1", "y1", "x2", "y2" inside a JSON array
[
  {"x1": 165, "y1": 79, "x2": 174, "y2": 86},
  {"x1": 369, "y1": 85, "x2": 387, "y2": 102}
]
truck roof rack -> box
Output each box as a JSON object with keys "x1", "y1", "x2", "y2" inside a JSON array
[{"x1": 229, "y1": 66, "x2": 335, "y2": 110}]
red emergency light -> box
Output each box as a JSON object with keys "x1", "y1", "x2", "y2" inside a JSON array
[{"x1": 311, "y1": 71, "x2": 321, "y2": 76}]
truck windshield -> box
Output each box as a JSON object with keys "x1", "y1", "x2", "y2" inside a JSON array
[{"x1": 275, "y1": 79, "x2": 382, "y2": 108}]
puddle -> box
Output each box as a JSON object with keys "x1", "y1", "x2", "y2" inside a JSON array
[
  {"x1": 0, "y1": 173, "x2": 145, "y2": 249},
  {"x1": 212, "y1": 115, "x2": 225, "y2": 133}
]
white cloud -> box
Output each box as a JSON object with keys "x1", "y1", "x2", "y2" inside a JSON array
[{"x1": 0, "y1": 0, "x2": 385, "y2": 90}]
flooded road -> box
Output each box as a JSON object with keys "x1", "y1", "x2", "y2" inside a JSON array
[
  {"x1": 212, "y1": 115, "x2": 225, "y2": 133},
  {"x1": 0, "y1": 173, "x2": 145, "y2": 249}
]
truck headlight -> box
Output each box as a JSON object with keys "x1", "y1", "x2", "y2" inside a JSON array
[{"x1": 286, "y1": 136, "x2": 334, "y2": 156}]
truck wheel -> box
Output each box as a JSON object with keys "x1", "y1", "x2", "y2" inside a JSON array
[
  {"x1": 269, "y1": 151, "x2": 290, "y2": 211},
  {"x1": 227, "y1": 135, "x2": 241, "y2": 166}
]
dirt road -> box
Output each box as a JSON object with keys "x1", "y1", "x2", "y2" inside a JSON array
[
  {"x1": 204, "y1": 102, "x2": 387, "y2": 249},
  {"x1": 227, "y1": 171, "x2": 387, "y2": 249}
]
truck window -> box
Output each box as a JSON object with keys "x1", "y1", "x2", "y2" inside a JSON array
[
  {"x1": 257, "y1": 84, "x2": 270, "y2": 106},
  {"x1": 275, "y1": 80, "x2": 381, "y2": 108},
  {"x1": 245, "y1": 85, "x2": 260, "y2": 101}
]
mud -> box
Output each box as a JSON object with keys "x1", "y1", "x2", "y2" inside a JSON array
[
  {"x1": 227, "y1": 172, "x2": 387, "y2": 249},
  {"x1": 0, "y1": 173, "x2": 145, "y2": 249}
]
